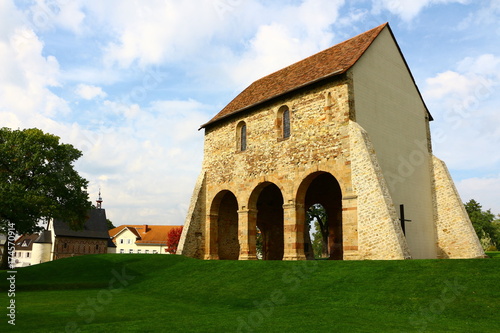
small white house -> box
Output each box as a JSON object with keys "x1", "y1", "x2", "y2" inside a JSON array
[
  {"x1": 13, "y1": 234, "x2": 40, "y2": 267},
  {"x1": 109, "y1": 225, "x2": 182, "y2": 254}
]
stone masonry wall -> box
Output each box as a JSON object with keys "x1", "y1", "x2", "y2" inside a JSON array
[
  {"x1": 199, "y1": 77, "x2": 356, "y2": 260},
  {"x1": 53, "y1": 237, "x2": 107, "y2": 260},
  {"x1": 432, "y1": 156, "x2": 485, "y2": 258},
  {"x1": 202, "y1": 77, "x2": 352, "y2": 189},
  {"x1": 349, "y1": 121, "x2": 410, "y2": 259},
  {"x1": 177, "y1": 171, "x2": 206, "y2": 259},
  {"x1": 180, "y1": 75, "x2": 417, "y2": 260}
]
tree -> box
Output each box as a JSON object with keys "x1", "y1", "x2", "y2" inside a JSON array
[
  {"x1": 465, "y1": 199, "x2": 500, "y2": 250},
  {"x1": 307, "y1": 204, "x2": 329, "y2": 258},
  {"x1": 0, "y1": 127, "x2": 91, "y2": 269},
  {"x1": 106, "y1": 219, "x2": 115, "y2": 230},
  {"x1": 166, "y1": 226, "x2": 183, "y2": 254}
]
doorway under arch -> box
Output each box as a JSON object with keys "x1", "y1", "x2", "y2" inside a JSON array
[
  {"x1": 298, "y1": 172, "x2": 343, "y2": 260},
  {"x1": 211, "y1": 190, "x2": 240, "y2": 260},
  {"x1": 249, "y1": 182, "x2": 284, "y2": 260}
]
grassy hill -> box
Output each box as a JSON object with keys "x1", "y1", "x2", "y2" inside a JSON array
[{"x1": 1, "y1": 254, "x2": 499, "y2": 332}]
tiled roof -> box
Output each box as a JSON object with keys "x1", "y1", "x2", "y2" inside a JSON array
[
  {"x1": 15, "y1": 234, "x2": 40, "y2": 251},
  {"x1": 201, "y1": 23, "x2": 388, "y2": 128},
  {"x1": 109, "y1": 225, "x2": 182, "y2": 245}
]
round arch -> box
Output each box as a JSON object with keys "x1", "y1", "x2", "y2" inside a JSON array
[
  {"x1": 210, "y1": 190, "x2": 240, "y2": 260},
  {"x1": 248, "y1": 182, "x2": 284, "y2": 260},
  {"x1": 296, "y1": 172, "x2": 343, "y2": 260}
]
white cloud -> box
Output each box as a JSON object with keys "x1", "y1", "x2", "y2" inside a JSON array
[
  {"x1": 424, "y1": 54, "x2": 500, "y2": 171},
  {"x1": 95, "y1": 0, "x2": 227, "y2": 68},
  {"x1": 25, "y1": 0, "x2": 85, "y2": 34},
  {"x1": 372, "y1": 0, "x2": 470, "y2": 21},
  {"x1": 226, "y1": 0, "x2": 345, "y2": 88},
  {"x1": 0, "y1": 21, "x2": 68, "y2": 119},
  {"x1": 75, "y1": 84, "x2": 107, "y2": 100},
  {"x1": 70, "y1": 98, "x2": 207, "y2": 225}
]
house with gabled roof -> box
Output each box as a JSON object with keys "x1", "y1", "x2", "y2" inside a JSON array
[
  {"x1": 179, "y1": 23, "x2": 484, "y2": 261},
  {"x1": 12, "y1": 234, "x2": 40, "y2": 267},
  {"x1": 109, "y1": 225, "x2": 182, "y2": 254},
  {"x1": 28, "y1": 192, "x2": 114, "y2": 265}
]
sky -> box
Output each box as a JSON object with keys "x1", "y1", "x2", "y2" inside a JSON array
[{"x1": 1, "y1": 0, "x2": 499, "y2": 226}]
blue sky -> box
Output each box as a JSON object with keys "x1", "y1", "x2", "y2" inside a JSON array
[{"x1": 1, "y1": 0, "x2": 499, "y2": 225}]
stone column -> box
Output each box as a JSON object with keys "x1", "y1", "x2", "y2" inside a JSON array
[
  {"x1": 238, "y1": 209, "x2": 258, "y2": 260},
  {"x1": 282, "y1": 203, "x2": 306, "y2": 260},
  {"x1": 341, "y1": 193, "x2": 359, "y2": 260},
  {"x1": 204, "y1": 214, "x2": 219, "y2": 260}
]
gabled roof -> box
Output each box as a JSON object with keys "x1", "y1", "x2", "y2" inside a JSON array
[
  {"x1": 52, "y1": 208, "x2": 110, "y2": 239},
  {"x1": 15, "y1": 234, "x2": 40, "y2": 251},
  {"x1": 201, "y1": 23, "x2": 388, "y2": 128},
  {"x1": 34, "y1": 230, "x2": 52, "y2": 244},
  {"x1": 109, "y1": 225, "x2": 182, "y2": 245}
]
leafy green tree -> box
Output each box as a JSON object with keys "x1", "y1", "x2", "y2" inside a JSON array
[
  {"x1": 0, "y1": 127, "x2": 91, "y2": 269},
  {"x1": 465, "y1": 199, "x2": 500, "y2": 250},
  {"x1": 106, "y1": 219, "x2": 115, "y2": 230},
  {"x1": 307, "y1": 204, "x2": 329, "y2": 258},
  {"x1": 256, "y1": 227, "x2": 263, "y2": 259}
]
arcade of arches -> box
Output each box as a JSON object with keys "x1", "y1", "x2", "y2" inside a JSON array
[{"x1": 205, "y1": 172, "x2": 348, "y2": 260}]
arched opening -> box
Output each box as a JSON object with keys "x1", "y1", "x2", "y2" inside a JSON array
[
  {"x1": 250, "y1": 183, "x2": 284, "y2": 260},
  {"x1": 211, "y1": 190, "x2": 240, "y2": 260},
  {"x1": 298, "y1": 172, "x2": 343, "y2": 260}
]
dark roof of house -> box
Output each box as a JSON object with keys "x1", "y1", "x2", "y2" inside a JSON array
[
  {"x1": 34, "y1": 230, "x2": 52, "y2": 243},
  {"x1": 53, "y1": 208, "x2": 110, "y2": 239},
  {"x1": 201, "y1": 23, "x2": 388, "y2": 128},
  {"x1": 107, "y1": 238, "x2": 116, "y2": 248}
]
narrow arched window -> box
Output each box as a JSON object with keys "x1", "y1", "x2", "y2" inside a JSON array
[
  {"x1": 240, "y1": 123, "x2": 247, "y2": 151},
  {"x1": 283, "y1": 108, "x2": 290, "y2": 139},
  {"x1": 326, "y1": 92, "x2": 332, "y2": 107},
  {"x1": 236, "y1": 121, "x2": 247, "y2": 151},
  {"x1": 277, "y1": 105, "x2": 290, "y2": 139}
]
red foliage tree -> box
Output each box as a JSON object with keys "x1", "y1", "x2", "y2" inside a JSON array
[{"x1": 166, "y1": 226, "x2": 183, "y2": 254}]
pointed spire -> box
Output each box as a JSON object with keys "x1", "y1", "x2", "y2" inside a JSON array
[{"x1": 96, "y1": 188, "x2": 103, "y2": 209}]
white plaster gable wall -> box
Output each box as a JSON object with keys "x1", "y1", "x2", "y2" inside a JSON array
[{"x1": 351, "y1": 26, "x2": 437, "y2": 258}]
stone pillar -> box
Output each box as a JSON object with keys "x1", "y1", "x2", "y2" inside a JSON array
[
  {"x1": 283, "y1": 203, "x2": 306, "y2": 260},
  {"x1": 204, "y1": 214, "x2": 219, "y2": 260},
  {"x1": 341, "y1": 193, "x2": 359, "y2": 260},
  {"x1": 238, "y1": 209, "x2": 258, "y2": 260}
]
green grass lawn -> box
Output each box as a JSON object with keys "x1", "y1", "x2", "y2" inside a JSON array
[{"x1": 1, "y1": 254, "x2": 499, "y2": 332}]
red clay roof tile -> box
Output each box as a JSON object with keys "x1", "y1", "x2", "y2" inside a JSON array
[
  {"x1": 109, "y1": 225, "x2": 182, "y2": 245},
  {"x1": 201, "y1": 23, "x2": 388, "y2": 128}
]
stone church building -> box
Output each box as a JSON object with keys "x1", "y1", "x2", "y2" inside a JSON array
[{"x1": 178, "y1": 23, "x2": 484, "y2": 260}]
